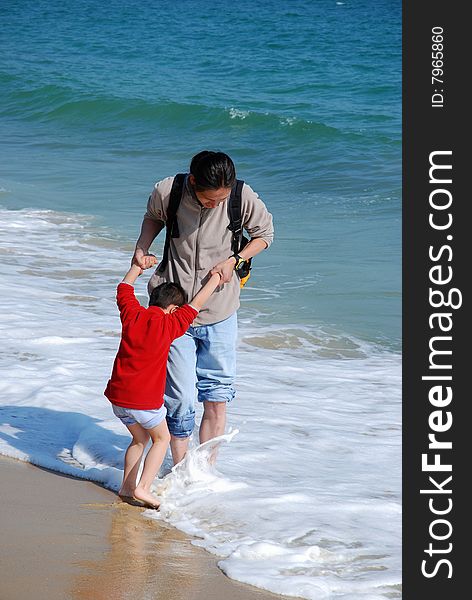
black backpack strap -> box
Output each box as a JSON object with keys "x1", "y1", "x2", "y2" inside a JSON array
[
  {"x1": 158, "y1": 173, "x2": 186, "y2": 273},
  {"x1": 227, "y1": 179, "x2": 245, "y2": 254}
]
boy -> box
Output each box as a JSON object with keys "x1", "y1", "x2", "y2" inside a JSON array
[{"x1": 105, "y1": 261, "x2": 222, "y2": 508}]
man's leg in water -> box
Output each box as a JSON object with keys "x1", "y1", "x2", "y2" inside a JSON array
[
  {"x1": 164, "y1": 330, "x2": 197, "y2": 465},
  {"x1": 196, "y1": 313, "x2": 237, "y2": 448},
  {"x1": 165, "y1": 313, "x2": 237, "y2": 465},
  {"x1": 169, "y1": 436, "x2": 189, "y2": 465},
  {"x1": 199, "y1": 401, "x2": 227, "y2": 443}
]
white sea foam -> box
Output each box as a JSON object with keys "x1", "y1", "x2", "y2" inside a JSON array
[
  {"x1": 0, "y1": 207, "x2": 401, "y2": 599},
  {"x1": 228, "y1": 107, "x2": 249, "y2": 119}
]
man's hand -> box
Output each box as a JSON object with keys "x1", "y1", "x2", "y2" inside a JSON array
[
  {"x1": 132, "y1": 247, "x2": 158, "y2": 270},
  {"x1": 211, "y1": 257, "x2": 236, "y2": 283},
  {"x1": 123, "y1": 258, "x2": 157, "y2": 286}
]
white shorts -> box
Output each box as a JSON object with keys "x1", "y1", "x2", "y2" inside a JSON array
[{"x1": 112, "y1": 404, "x2": 167, "y2": 430}]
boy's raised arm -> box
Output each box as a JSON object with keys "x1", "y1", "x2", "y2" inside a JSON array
[
  {"x1": 118, "y1": 260, "x2": 156, "y2": 322},
  {"x1": 122, "y1": 263, "x2": 144, "y2": 286},
  {"x1": 164, "y1": 273, "x2": 223, "y2": 340},
  {"x1": 190, "y1": 273, "x2": 222, "y2": 312}
]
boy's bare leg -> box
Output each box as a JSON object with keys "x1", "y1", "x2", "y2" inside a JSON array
[
  {"x1": 133, "y1": 420, "x2": 171, "y2": 507},
  {"x1": 119, "y1": 425, "x2": 150, "y2": 498}
]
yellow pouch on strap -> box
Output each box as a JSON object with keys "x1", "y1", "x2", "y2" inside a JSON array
[{"x1": 239, "y1": 272, "x2": 251, "y2": 288}]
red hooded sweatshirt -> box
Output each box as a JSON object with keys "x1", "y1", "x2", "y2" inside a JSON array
[{"x1": 104, "y1": 283, "x2": 197, "y2": 409}]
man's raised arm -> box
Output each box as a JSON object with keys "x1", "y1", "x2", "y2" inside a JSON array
[{"x1": 132, "y1": 217, "x2": 165, "y2": 269}]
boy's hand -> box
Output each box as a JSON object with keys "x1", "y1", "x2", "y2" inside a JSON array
[
  {"x1": 208, "y1": 272, "x2": 223, "y2": 286},
  {"x1": 130, "y1": 264, "x2": 144, "y2": 276},
  {"x1": 123, "y1": 258, "x2": 156, "y2": 286},
  {"x1": 132, "y1": 248, "x2": 158, "y2": 270}
]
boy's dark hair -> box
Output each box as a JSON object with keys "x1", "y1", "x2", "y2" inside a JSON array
[
  {"x1": 149, "y1": 282, "x2": 187, "y2": 309},
  {"x1": 189, "y1": 150, "x2": 236, "y2": 191}
]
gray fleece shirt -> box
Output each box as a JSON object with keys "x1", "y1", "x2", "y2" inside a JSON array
[{"x1": 145, "y1": 175, "x2": 274, "y2": 326}]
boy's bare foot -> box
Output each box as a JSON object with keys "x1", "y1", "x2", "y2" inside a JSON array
[
  {"x1": 133, "y1": 487, "x2": 160, "y2": 509},
  {"x1": 117, "y1": 487, "x2": 145, "y2": 507},
  {"x1": 119, "y1": 496, "x2": 146, "y2": 507},
  {"x1": 118, "y1": 488, "x2": 137, "y2": 500}
]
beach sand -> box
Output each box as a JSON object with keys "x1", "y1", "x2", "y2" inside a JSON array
[{"x1": 0, "y1": 456, "x2": 286, "y2": 600}]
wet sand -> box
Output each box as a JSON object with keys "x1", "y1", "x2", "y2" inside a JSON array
[{"x1": 0, "y1": 456, "x2": 285, "y2": 600}]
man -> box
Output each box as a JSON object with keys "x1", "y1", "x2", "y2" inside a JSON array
[{"x1": 132, "y1": 151, "x2": 274, "y2": 464}]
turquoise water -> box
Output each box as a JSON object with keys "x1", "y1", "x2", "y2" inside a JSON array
[{"x1": 1, "y1": 0, "x2": 401, "y2": 350}]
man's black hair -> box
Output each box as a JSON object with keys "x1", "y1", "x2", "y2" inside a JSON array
[
  {"x1": 189, "y1": 150, "x2": 236, "y2": 191},
  {"x1": 149, "y1": 282, "x2": 187, "y2": 309}
]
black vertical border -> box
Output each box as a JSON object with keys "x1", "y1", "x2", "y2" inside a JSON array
[{"x1": 403, "y1": 2, "x2": 467, "y2": 598}]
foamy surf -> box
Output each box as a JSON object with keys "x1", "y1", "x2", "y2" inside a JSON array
[{"x1": 0, "y1": 207, "x2": 401, "y2": 599}]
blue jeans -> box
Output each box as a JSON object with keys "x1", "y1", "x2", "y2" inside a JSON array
[{"x1": 164, "y1": 312, "x2": 237, "y2": 438}]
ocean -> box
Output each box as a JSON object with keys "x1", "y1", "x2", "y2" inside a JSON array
[{"x1": 0, "y1": 1, "x2": 401, "y2": 598}]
